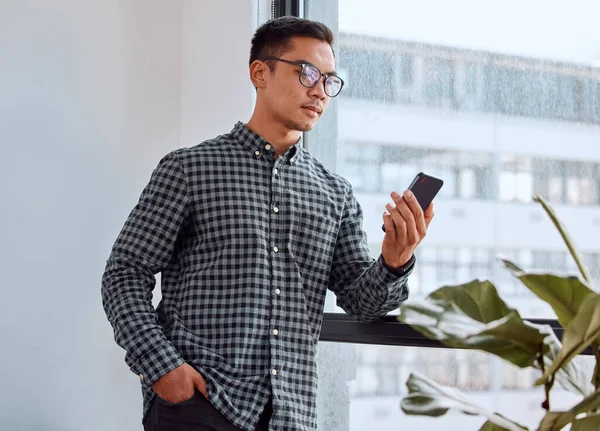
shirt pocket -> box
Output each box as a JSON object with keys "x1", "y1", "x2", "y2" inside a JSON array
[{"x1": 286, "y1": 187, "x2": 341, "y2": 255}]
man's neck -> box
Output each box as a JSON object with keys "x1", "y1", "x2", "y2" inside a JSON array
[{"x1": 245, "y1": 115, "x2": 301, "y2": 158}]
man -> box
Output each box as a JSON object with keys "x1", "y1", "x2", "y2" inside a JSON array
[{"x1": 101, "y1": 16, "x2": 434, "y2": 431}]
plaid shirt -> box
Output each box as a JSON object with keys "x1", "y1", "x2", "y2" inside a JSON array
[{"x1": 101, "y1": 122, "x2": 413, "y2": 431}]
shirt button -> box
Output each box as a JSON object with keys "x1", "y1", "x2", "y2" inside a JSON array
[
  {"x1": 265, "y1": 144, "x2": 272, "y2": 150},
  {"x1": 139, "y1": 373, "x2": 144, "y2": 381},
  {"x1": 275, "y1": 288, "x2": 281, "y2": 295},
  {"x1": 271, "y1": 369, "x2": 278, "y2": 376},
  {"x1": 272, "y1": 329, "x2": 279, "y2": 336},
  {"x1": 273, "y1": 207, "x2": 279, "y2": 213},
  {"x1": 273, "y1": 168, "x2": 278, "y2": 175},
  {"x1": 273, "y1": 246, "x2": 279, "y2": 253},
  {"x1": 255, "y1": 151, "x2": 260, "y2": 156}
]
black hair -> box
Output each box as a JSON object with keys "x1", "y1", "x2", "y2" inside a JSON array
[{"x1": 249, "y1": 16, "x2": 335, "y2": 69}]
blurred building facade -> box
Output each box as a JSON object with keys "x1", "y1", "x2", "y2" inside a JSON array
[{"x1": 329, "y1": 32, "x2": 600, "y2": 412}]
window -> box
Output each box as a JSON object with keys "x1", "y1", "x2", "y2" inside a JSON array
[
  {"x1": 499, "y1": 155, "x2": 533, "y2": 202},
  {"x1": 307, "y1": 1, "x2": 600, "y2": 429},
  {"x1": 582, "y1": 78, "x2": 600, "y2": 123},
  {"x1": 456, "y1": 61, "x2": 482, "y2": 111},
  {"x1": 398, "y1": 54, "x2": 414, "y2": 87},
  {"x1": 339, "y1": 142, "x2": 382, "y2": 193},
  {"x1": 484, "y1": 66, "x2": 588, "y2": 123},
  {"x1": 421, "y1": 57, "x2": 457, "y2": 109},
  {"x1": 341, "y1": 146, "x2": 494, "y2": 198},
  {"x1": 533, "y1": 159, "x2": 600, "y2": 205},
  {"x1": 414, "y1": 246, "x2": 493, "y2": 294},
  {"x1": 340, "y1": 47, "x2": 395, "y2": 102}
]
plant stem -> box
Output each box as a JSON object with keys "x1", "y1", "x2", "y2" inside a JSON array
[
  {"x1": 593, "y1": 344, "x2": 600, "y2": 411},
  {"x1": 538, "y1": 344, "x2": 552, "y2": 411},
  {"x1": 594, "y1": 345, "x2": 600, "y2": 383}
]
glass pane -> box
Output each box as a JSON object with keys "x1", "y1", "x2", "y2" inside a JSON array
[{"x1": 314, "y1": 0, "x2": 600, "y2": 319}]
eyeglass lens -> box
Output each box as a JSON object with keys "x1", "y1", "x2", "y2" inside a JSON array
[{"x1": 300, "y1": 65, "x2": 342, "y2": 97}]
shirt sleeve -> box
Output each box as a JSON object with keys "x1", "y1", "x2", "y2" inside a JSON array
[
  {"x1": 328, "y1": 182, "x2": 413, "y2": 322},
  {"x1": 101, "y1": 150, "x2": 188, "y2": 385}
]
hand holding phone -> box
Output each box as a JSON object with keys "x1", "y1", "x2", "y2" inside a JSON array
[{"x1": 382, "y1": 172, "x2": 443, "y2": 232}]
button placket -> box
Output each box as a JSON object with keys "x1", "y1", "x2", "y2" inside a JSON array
[{"x1": 269, "y1": 156, "x2": 285, "y2": 388}]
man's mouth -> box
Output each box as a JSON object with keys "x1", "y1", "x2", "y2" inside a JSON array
[{"x1": 302, "y1": 105, "x2": 322, "y2": 115}]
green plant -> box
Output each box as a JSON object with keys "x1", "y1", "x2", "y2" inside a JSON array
[{"x1": 398, "y1": 195, "x2": 600, "y2": 431}]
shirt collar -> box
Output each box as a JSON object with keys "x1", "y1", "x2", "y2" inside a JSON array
[{"x1": 231, "y1": 121, "x2": 303, "y2": 164}]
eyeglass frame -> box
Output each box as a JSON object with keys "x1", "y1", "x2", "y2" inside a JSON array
[{"x1": 260, "y1": 56, "x2": 345, "y2": 98}]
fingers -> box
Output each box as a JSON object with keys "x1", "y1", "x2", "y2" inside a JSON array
[
  {"x1": 402, "y1": 190, "x2": 427, "y2": 237},
  {"x1": 393, "y1": 196, "x2": 418, "y2": 244},
  {"x1": 382, "y1": 211, "x2": 395, "y2": 234},
  {"x1": 424, "y1": 202, "x2": 435, "y2": 228},
  {"x1": 385, "y1": 190, "x2": 435, "y2": 239},
  {"x1": 388, "y1": 191, "x2": 418, "y2": 241},
  {"x1": 194, "y1": 372, "x2": 207, "y2": 397},
  {"x1": 385, "y1": 199, "x2": 406, "y2": 236},
  {"x1": 151, "y1": 364, "x2": 206, "y2": 403}
]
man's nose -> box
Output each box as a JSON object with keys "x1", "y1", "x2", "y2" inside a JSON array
[{"x1": 309, "y1": 78, "x2": 327, "y2": 99}]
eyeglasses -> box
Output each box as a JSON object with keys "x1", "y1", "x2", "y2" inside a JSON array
[{"x1": 260, "y1": 56, "x2": 344, "y2": 98}]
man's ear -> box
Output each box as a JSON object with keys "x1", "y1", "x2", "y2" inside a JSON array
[{"x1": 250, "y1": 60, "x2": 269, "y2": 89}]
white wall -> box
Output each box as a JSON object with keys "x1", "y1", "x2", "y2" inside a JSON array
[
  {"x1": 0, "y1": 1, "x2": 256, "y2": 429},
  {"x1": 180, "y1": 0, "x2": 256, "y2": 145}
]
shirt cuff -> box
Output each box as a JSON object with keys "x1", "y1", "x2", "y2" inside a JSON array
[
  {"x1": 382, "y1": 254, "x2": 416, "y2": 277},
  {"x1": 133, "y1": 341, "x2": 185, "y2": 387}
]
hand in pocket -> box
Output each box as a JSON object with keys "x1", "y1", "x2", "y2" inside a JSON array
[{"x1": 152, "y1": 363, "x2": 207, "y2": 404}]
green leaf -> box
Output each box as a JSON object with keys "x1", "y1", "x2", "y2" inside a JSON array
[
  {"x1": 570, "y1": 413, "x2": 600, "y2": 431},
  {"x1": 533, "y1": 194, "x2": 593, "y2": 285},
  {"x1": 480, "y1": 419, "x2": 523, "y2": 431},
  {"x1": 479, "y1": 422, "x2": 510, "y2": 431},
  {"x1": 536, "y1": 412, "x2": 565, "y2": 431},
  {"x1": 536, "y1": 295, "x2": 600, "y2": 386},
  {"x1": 500, "y1": 258, "x2": 596, "y2": 329},
  {"x1": 399, "y1": 279, "x2": 592, "y2": 396},
  {"x1": 541, "y1": 329, "x2": 594, "y2": 396},
  {"x1": 402, "y1": 373, "x2": 528, "y2": 431},
  {"x1": 536, "y1": 386, "x2": 600, "y2": 430},
  {"x1": 427, "y1": 279, "x2": 516, "y2": 323},
  {"x1": 399, "y1": 280, "x2": 548, "y2": 368}
]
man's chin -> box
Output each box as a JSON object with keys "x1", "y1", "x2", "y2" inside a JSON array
[
  {"x1": 285, "y1": 119, "x2": 316, "y2": 133},
  {"x1": 299, "y1": 123, "x2": 315, "y2": 132}
]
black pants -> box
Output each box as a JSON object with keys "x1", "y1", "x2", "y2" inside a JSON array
[{"x1": 143, "y1": 391, "x2": 272, "y2": 431}]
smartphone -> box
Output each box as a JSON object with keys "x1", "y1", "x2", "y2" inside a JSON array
[{"x1": 381, "y1": 172, "x2": 444, "y2": 232}]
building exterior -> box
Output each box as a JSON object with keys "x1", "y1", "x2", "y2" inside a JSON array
[{"x1": 326, "y1": 32, "x2": 600, "y2": 427}]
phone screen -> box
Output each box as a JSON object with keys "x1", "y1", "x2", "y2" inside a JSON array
[{"x1": 382, "y1": 172, "x2": 443, "y2": 232}]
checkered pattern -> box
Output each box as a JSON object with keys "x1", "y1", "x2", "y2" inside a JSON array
[{"x1": 101, "y1": 122, "x2": 413, "y2": 431}]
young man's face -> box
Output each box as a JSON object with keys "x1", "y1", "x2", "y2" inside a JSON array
[{"x1": 261, "y1": 36, "x2": 336, "y2": 132}]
